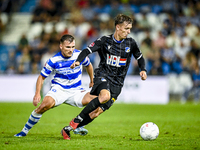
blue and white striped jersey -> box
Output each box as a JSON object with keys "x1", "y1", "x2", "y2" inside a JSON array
[{"x1": 41, "y1": 49, "x2": 90, "y2": 90}]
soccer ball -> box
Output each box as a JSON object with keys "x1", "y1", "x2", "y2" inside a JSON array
[{"x1": 140, "y1": 122, "x2": 159, "y2": 141}]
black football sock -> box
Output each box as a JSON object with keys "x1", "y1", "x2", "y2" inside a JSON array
[
  {"x1": 77, "y1": 114, "x2": 94, "y2": 127},
  {"x1": 74, "y1": 97, "x2": 100, "y2": 123}
]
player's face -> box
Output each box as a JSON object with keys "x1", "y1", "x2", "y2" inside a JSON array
[
  {"x1": 60, "y1": 40, "x2": 75, "y2": 57},
  {"x1": 117, "y1": 22, "x2": 132, "y2": 40}
]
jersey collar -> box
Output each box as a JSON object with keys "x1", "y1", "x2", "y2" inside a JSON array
[
  {"x1": 112, "y1": 34, "x2": 124, "y2": 43},
  {"x1": 60, "y1": 50, "x2": 74, "y2": 59}
]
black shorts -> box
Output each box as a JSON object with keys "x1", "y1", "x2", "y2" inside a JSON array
[{"x1": 90, "y1": 77, "x2": 122, "y2": 111}]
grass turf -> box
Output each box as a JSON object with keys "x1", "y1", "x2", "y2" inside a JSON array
[{"x1": 0, "y1": 102, "x2": 200, "y2": 150}]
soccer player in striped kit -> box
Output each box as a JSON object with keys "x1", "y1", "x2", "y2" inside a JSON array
[
  {"x1": 61, "y1": 14, "x2": 147, "y2": 140},
  {"x1": 14, "y1": 34, "x2": 97, "y2": 137}
]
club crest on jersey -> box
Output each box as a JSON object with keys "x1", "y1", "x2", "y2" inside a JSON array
[
  {"x1": 101, "y1": 78, "x2": 106, "y2": 82},
  {"x1": 89, "y1": 42, "x2": 95, "y2": 47},
  {"x1": 52, "y1": 89, "x2": 57, "y2": 92},
  {"x1": 125, "y1": 47, "x2": 130, "y2": 53},
  {"x1": 107, "y1": 54, "x2": 127, "y2": 67}
]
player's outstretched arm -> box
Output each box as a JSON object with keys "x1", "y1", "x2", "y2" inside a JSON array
[
  {"x1": 71, "y1": 49, "x2": 91, "y2": 69},
  {"x1": 70, "y1": 61, "x2": 80, "y2": 69},
  {"x1": 33, "y1": 75, "x2": 45, "y2": 106}
]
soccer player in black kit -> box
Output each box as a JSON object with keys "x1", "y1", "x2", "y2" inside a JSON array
[{"x1": 61, "y1": 14, "x2": 147, "y2": 140}]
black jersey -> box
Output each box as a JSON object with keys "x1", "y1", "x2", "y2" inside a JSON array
[{"x1": 86, "y1": 34, "x2": 144, "y2": 87}]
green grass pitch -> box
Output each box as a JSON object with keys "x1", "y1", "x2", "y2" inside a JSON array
[{"x1": 0, "y1": 102, "x2": 200, "y2": 150}]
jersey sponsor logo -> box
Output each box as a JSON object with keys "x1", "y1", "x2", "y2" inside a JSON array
[
  {"x1": 89, "y1": 42, "x2": 95, "y2": 47},
  {"x1": 58, "y1": 66, "x2": 80, "y2": 75},
  {"x1": 125, "y1": 47, "x2": 130, "y2": 53},
  {"x1": 106, "y1": 54, "x2": 127, "y2": 67}
]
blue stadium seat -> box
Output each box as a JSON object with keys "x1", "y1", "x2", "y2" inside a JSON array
[
  {"x1": 20, "y1": 0, "x2": 38, "y2": 13},
  {"x1": 130, "y1": 4, "x2": 140, "y2": 13},
  {"x1": 172, "y1": 61, "x2": 183, "y2": 74},
  {"x1": 162, "y1": 62, "x2": 171, "y2": 75},
  {"x1": 151, "y1": 5, "x2": 163, "y2": 14},
  {"x1": 0, "y1": 44, "x2": 16, "y2": 73}
]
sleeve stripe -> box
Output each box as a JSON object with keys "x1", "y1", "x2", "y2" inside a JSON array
[
  {"x1": 40, "y1": 72, "x2": 47, "y2": 78},
  {"x1": 136, "y1": 54, "x2": 142, "y2": 60},
  {"x1": 87, "y1": 47, "x2": 92, "y2": 53},
  {"x1": 82, "y1": 57, "x2": 90, "y2": 66},
  {"x1": 83, "y1": 61, "x2": 90, "y2": 66}
]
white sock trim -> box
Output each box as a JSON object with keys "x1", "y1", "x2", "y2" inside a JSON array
[{"x1": 32, "y1": 110, "x2": 42, "y2": 118}]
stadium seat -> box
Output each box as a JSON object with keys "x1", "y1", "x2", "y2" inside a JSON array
[
  {"x1": 27, "y1": 22, "x2": 43, "y2": 41},
  {"x1": 134, "y1": 13, "x2": 143, "y2": 22},
  {"x1": 140, "y1": 4, "x2": 151, "y2": 13},
  {"x1": 151, "y1": 5, "x2": 163, "y2": 14},
  {"x1": 130, "y1": 4, "x2": 140, "y2": 13},
  {"x1": 178, "y1": 73, "x2": 193, "y2": 91},
  {"x1": 98, "y1": 13, "x2": 110, "y2": 22},
  {"x1": 146, "y1": 13, "x2": 160, "y2": 29},
  {"x1": 136, "y1": 31, "x2": 146, "y2": 44},
  {"x1": 20, "y1": 0, "x2": 38, "y2": 13},
  {"x1": 162, "y1": 62, "x2": 171, "y2": 75},
  {"x1": 168, "y1": 73, "x2": 193, "y2": 95},
  {"x1": 0, "y1": 47, "x2": 9, "y2": 72},
  {"x1": 0, "y1": 13, "x2": 8, "y2": 25},
  {"x1": 44, "y1": 22, "x2": 54, "y2": 33},
  {"x1": 158, "y1": 13, "x2": 168, "y2": 23},
  {"x1": 55, "y1": 21, "x2": 67, "y2": 33},
  {"x1": 168, "y1": 73, "x2": 180, "y2": 94}
]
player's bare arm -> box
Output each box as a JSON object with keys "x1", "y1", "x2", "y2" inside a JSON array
[
  {"x1": 33, "y1": 75, "x2": 45, "y2": 106},
  {"x1": 85, "y1": 63, "x2": 94, "y2": 88}
]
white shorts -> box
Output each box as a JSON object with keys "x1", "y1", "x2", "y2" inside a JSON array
[{"x1": 45, "y1": 85, "x2": 88, "y2": 108}]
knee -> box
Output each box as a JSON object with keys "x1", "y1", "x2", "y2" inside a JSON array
[
  {"x1": 99, "y1": 91, "x2": 110, "y2": 104},
  {"x1": 35, "y1": 101, "x2": 54, "y2": 114},
  {"x1": 41, "y1": 104, "x2": 49, "y2": 112},
  {"x1": 35, "y1": 104, "x2": 48, "y2": 114}
]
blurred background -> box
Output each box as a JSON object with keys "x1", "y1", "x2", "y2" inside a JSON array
[{"x1": 0, "y1": 0, "x2": 199, "y2": 103}]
